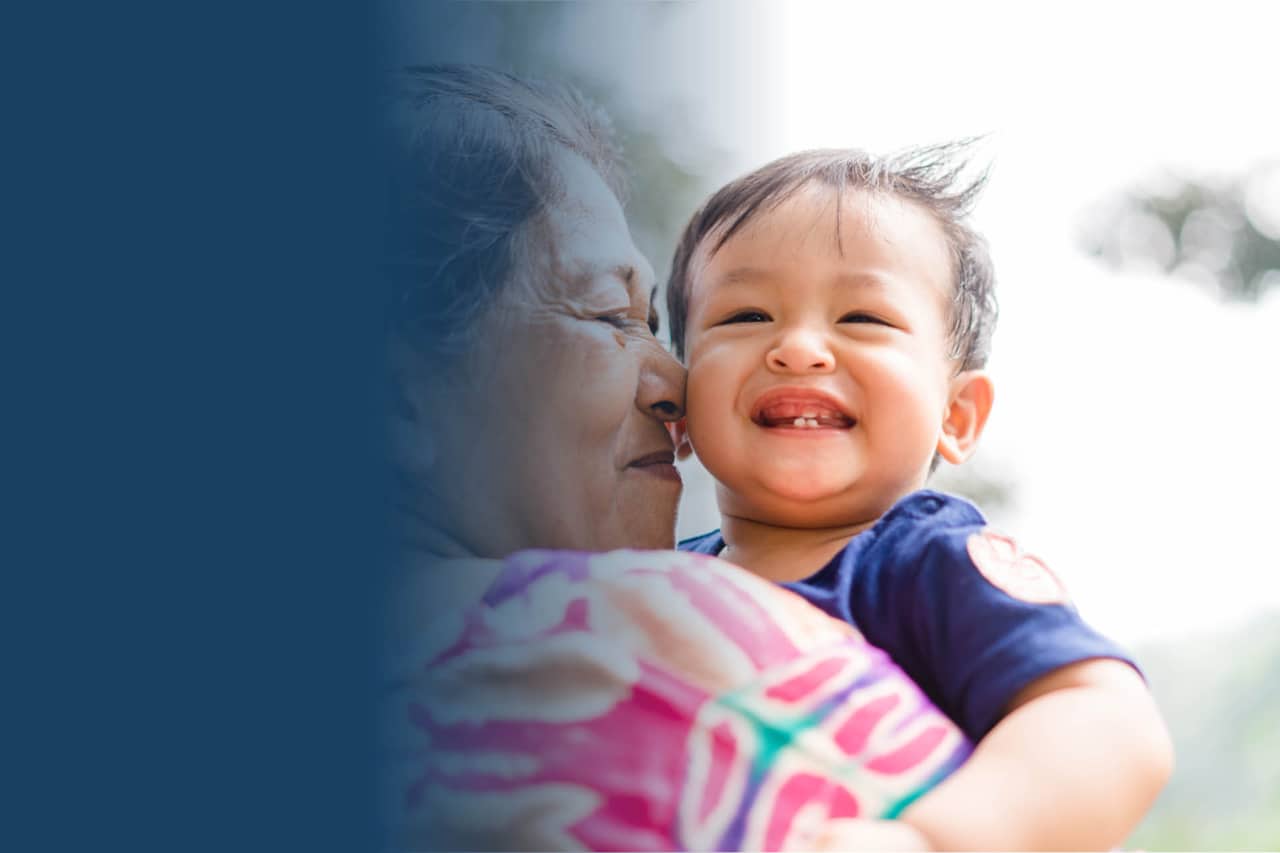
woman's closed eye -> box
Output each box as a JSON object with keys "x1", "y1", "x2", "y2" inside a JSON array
[
  {"x1": 595, "y1": 311, "x2": 635, "y2": 329},
  {"x1": 596, "y1": 309, "x2": 663, "y2": 338}
]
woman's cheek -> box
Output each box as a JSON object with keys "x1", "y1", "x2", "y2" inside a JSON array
[{"x1": 579, "y1": 337, "x2": 641, "y2": 429}]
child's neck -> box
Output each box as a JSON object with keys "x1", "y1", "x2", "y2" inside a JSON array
[{"x1": 718, "y1": 513, "x2": 878, "y2": 583}]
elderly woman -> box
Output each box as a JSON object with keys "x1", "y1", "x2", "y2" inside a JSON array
[{"x1": 383, "y1": 66, "x2": 971, "y2": 851}]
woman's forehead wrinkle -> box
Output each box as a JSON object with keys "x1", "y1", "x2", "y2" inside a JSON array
[
  {"x1": 546, "y1": 213, "x2": 638, "y2": 278},
  {"x1": 572, "y1": 261, "x2": 653, "y2": 305},
  {"x1": 532, "y1": 259, "x2": 624, "y2": 316}
]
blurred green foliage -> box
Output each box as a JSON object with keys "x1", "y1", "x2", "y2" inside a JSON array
[
  {"x1": 1080, "y1": 166, "x2": 1280, "y2": 300},
  {"x1": 1077, "y1": 163, "x2": 1280, "y2": 848},
  {"x1": 929, "y1": 456, "x2": 1016, "y2": 515},
  {"x1": 1129, "y1": 613, "x2": 1280, "y2": 849}
]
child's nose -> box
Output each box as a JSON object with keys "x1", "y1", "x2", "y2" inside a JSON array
[{"x1": 766, "y1": 328, "x2": 835, "y2": 374}]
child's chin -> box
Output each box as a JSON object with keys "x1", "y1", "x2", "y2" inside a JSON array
[{"x1": 757, "y1": 475, "x2": 857, "y2": 507}]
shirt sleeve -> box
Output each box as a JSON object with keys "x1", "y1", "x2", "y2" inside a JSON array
[{"x1": 845, "y1": 495, "x2": 1138, "y2": 741}]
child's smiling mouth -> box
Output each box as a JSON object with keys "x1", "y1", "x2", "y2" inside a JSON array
[{"x1": 749, "y1": 389, "x2": 856, "y2": 430}]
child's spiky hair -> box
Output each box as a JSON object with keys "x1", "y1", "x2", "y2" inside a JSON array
[{"x1": 665, "y1": 141, "x2": 998, "y2": 372}]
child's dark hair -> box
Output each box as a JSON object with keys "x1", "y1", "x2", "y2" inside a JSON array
[{"x1": 666, "y1": 142, "x2": 998, "y2": 371}]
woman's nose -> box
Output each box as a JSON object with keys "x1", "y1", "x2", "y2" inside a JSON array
[
  {"x1": 636, "y1": 340, "x2": 686, "y2": 422},
  {"x1": 767, "y1": 327, "x2": 835, "y2": 374}
]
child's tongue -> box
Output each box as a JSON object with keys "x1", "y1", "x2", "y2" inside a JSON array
[{"x1": 756, "y1": 401, "x2": 853, "y2": 428}]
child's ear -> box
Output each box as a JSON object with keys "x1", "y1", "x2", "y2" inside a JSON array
[
  {"x1": 937, "y1": 370, "x2": 994, "y2": 465},
  {"x1": 666, "y1": 417, "x2": 694, "y2": 461}
]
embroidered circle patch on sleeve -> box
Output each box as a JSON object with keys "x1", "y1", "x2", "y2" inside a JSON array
[{"x1": 965, "y1": 530, "x2": 1069, "y2": 605}]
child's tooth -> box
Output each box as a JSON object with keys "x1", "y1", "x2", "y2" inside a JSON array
[
  {"x1": 807, "y1": 418, "x2": 819, "y2": 427},
  {"x1": 793, "y1": 417, "x2": 807, "y2": 427}
]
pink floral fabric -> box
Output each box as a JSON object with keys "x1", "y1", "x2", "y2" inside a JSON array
[{"x1": 389, "y1": 549, "x2": 970, "y2": 850}]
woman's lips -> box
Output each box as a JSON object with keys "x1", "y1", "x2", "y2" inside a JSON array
[{"x1": 627, "y1": 450, "x2": 682, "y2": 483}]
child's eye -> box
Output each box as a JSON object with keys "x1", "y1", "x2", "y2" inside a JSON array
[
  {"x1": 720, "y1": 310, "x2": 771, "y2": 325},
  {"x1": 839, "y1": 311, "x2": 890, "y2": 326}
]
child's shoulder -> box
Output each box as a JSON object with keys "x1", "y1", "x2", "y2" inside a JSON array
[
  {"x1": 866, "y1": 490, "x2": 1000, "y2": 578},
  {"x1": 882, "y1": 489, "x2": 986, "y2": 529},
  {"x1": 874, "y1": 490, "x2": 1072, "y2": 607},
  {"x1": 868, "y1": 490, "x2": 988, "y2": 555}
]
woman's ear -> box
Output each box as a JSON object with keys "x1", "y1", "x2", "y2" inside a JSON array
[
  {"x1": 392, "y1": 411, "x2": 437, "y2": 476},
  {"x1": 937, "y1": 371, "x2": 994, "y2": 465},
  {"x1": 389, "y1": 338, "x2": 449, "y2": 476},
  {"x1": 666, "y1": 417, "x2": 693, "y2": 461}
]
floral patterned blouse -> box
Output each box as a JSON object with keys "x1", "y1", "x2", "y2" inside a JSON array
[{"x1": 387, "y1": 549, "x2": 970, "y2": 850}]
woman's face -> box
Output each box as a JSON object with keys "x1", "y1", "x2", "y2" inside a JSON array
[{"x1": 418, "y1": 152, "x2": 686, "y2": 556}]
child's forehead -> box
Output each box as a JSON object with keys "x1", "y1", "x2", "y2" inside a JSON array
[
  {"x1": 688, "y1": 185, "x2": 954, "y2": 299},
  {"x1": 721, "y1": 184, "x2": 939, "y2": 248}
]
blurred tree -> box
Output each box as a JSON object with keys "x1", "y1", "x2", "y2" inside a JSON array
[
  {"x1": 929, "y1": 457, "x2": 1015, "y2": 515},
  {"x1": 1077, "y1": 160, "x2": 1280, "y2": 850},
  {"x1": 1079, "y1": 163, "x2": 1280, "y2": 300},
  {"x1": 1130, "y1": 612, "x2": 1280, "y2": 849}
]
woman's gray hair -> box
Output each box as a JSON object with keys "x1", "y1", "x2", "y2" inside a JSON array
[{"x1": 384, "y1": 64, "x2": 625, "y2": 358}]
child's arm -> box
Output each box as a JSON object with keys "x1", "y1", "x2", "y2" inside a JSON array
[
  {"x1": 836, "y1": 495, "x2": 1172, "y2": 847},
  {"x1": 899, "y1": 657, "x2": 1173, "y2": 851}
]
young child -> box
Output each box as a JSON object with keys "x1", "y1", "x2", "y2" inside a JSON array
[{"x1": 667, "y1": 145, "x2": 1172, "y2": 849}]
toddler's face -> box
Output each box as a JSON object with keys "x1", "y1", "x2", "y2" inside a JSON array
[{"x1": 682, "y1": 185, "x2": 960, "y2": 528}]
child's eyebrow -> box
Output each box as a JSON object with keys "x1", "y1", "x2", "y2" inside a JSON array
[
  {"x1": 717, "y1": 266, "x2": 774, "y2": 286},
  {"x1": 831, "y1": 272, "x2": 891, "y2": 291},
  {"x1": 716, "y1": 266, "x2": 891, "y2": 291}
]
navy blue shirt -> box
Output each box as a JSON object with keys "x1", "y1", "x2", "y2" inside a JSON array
[{"x1": 679, "y1": 490, "x2": 1136, "y2": 741}]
